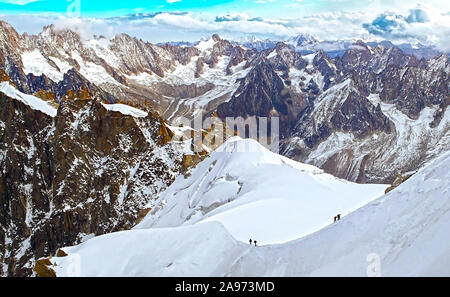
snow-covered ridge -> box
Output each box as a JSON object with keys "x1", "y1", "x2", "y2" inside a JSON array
[
  {"x1": 0, "y1": 82, "x2": 57, "y2": 117},
  {"x1": 49, "y1": 146, "x2": 450, "y2": 277},
  {"x1": 136, "y1": 137, "x2": 387, "y2": 244},
  {"x1": 0, "y1": 80, "x2": 149, "y2": 119},
  {"x1": 101, "y1": 103, "x2": 148, "y2": 118}
]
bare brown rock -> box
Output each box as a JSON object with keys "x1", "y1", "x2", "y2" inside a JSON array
[{"x1": 34, "y1": 258, "x2": 56, "y2": 277}]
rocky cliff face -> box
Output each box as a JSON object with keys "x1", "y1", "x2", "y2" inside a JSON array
[{"x1": 0, "y1": 83, "x2": 183, "y2": 276}]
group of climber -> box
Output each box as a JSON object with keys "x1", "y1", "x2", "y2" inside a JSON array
[
  {"x1": 249, "y1": 239, "x2": 258, "y2": 247},
  {"x1": 334, "y1": 214, "x2": 341, "y2": 223},
  {"x1": 248, "y1": 215, "x2": 342, "y2": 247}
]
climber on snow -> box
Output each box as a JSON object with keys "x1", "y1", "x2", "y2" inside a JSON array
[
  {"x1": 334, "y1": 214, "x2": 342, "y2": 222},
  {"x1": 249, "y1": 239, "x2": 253, "y2": 245}
]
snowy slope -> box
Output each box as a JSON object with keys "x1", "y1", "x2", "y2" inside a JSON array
[
  {"x1": 49, "y1": 149, "x2": 450, "y2": 277},
  {"x1": 228, "y1": 150, "x2": 450, "y2": 277},
  {"x1": 21, "y1": 49, "x2": 67, "y2": 83},
  {"x1": 51, "y1": 222, "x2": 244, "y2": 277},
  {"x1": 0, "y1": 82, "x2": 57, "y2": 117},
  {"x1": 136, "y1": 137, "x2": 387, "y2": 244}
]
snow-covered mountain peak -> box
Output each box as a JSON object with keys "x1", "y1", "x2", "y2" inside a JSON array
[
  {"x1": 45, "y1": 145, "x2": 450, "y2": 277},
  {"x1": 287, "y1": 33, "x2": 322, "y2": 47},
  {"x1": 195, "y1": 35, "x2": 220, "y2": 54},
  {"x1": 136, "y1": 137, "x2": 387, "y2": 244},
  {"x1": 206, "y1": 137, "x2": 323, "y2": 174},
  {"x1": 240, "y1": 35, "x2": 265, "y2": 43}
]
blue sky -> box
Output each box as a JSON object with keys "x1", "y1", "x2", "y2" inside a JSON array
[
  {"x1": 0, "y1": 1, "x2": 449, "y2": 51},
  {"x1": 0, "y1": 0, "x2": 378, "y2": 19},
  {"x1": 2, "y1": 0, "x2": 446, "y2": 18}
]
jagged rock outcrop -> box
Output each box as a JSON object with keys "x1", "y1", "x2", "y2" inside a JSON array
[{"x1": 0, "y1": 86, "x2": 183, "y2": 276}]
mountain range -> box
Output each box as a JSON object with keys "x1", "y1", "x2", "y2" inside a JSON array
[{"x1": 1, "y1": 20, "x2": 448, "y2": 183}]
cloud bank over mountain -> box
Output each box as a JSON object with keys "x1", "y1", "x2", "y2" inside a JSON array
[{"x1": 363, "y1": 5, "x2": 450, "y2": 51}]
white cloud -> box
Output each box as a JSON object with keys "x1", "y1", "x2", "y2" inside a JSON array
[
  {"x1": 363, "y1": 4, "x2": 450, "y2": 51},
  {"x1": 53, "y1": 17, "x2": 96, "y2": 41}
]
